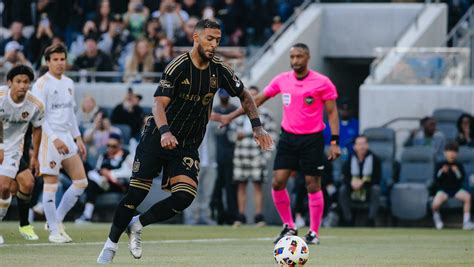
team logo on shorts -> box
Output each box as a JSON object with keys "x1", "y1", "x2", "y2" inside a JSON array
[
  {"x1": 49, "y1": 161, "x2": 57, "y2": 169},
  {"x1": 305, "y1": 96, "x2": 314, "y2": 105},
  {"x1": 68, "y1": 88, "x2": 73, "y2": 95},
  {"x1": 21, "y1": 111, "x2": 29, "y2": 119},
  {"x1": 210, "y1": 76, "x2": 218, "y2": 88},
  {"x1": 133, "y1": 159, "x2": 140, "y2": 173}
]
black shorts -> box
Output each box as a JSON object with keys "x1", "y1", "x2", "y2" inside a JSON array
[
  {"x1": 273, "y1": 129, "x2": 325, "y2": 176},
  {"x1": 18, "y1": 154, "x2": 29, "y2": 174},
  {"x1": 131, "y1": 122, "x2": 200, "y2": 191}
]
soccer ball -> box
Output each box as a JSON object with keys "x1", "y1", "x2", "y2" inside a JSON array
[{"x1": 273, "y1": 236, "x2": 310, "y2": 266}]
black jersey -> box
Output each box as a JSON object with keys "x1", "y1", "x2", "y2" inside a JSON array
[{"x1": 154, "y1": 52, "x2": 244, "y2": 149}]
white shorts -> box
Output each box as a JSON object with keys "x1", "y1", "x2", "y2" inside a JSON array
[
  {"x1": 0, "y1": 148, "x2": 22, "y2": 179},
  {"x1": 39, "y1": 131, "x2": 78, "y2": 176}
]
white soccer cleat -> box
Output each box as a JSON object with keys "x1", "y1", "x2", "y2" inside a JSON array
[
  {"x1": 435, "y1": 221, "x2": 444, "y2": 230},
  {"x1": 58, "y1": 223, "x2": 73, "y2": 242},
  {"x1": 48, "y1": 232, "x2": 70, "y2": 243},
  {"x1": 126, "y1": 223, "x2": 143, "y2": 259},
  {"x1": 0, "y1": 235, "x2": 4, "y2": 244},
  {"x1": 97, "y1": 246, "x2": 117, "y2": 264},
  {"x1": 462, "y1": 221, "x2": 474, "y2": 230}
]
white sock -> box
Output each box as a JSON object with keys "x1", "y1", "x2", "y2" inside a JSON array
[
  {"x1": 56, "y1": 178, "x2": 88, "y2": 222},
  {"x1": 105, "y1": 237, "x2": 118, "y2": 250},
  {"x1": 28, "y1": 208, "x2": 34, "y2": 223},
  {"x1": 463, "y1": 212, "x2": 471, "y2": 224},
  {"x1": 433, "y1": 211, "x2": 442, "y2": 223},
  {"x1": 83, "y1": 203, "x2": 95, "y2": 219},
  {"x1": 0, "y1": 195, "x2": 12, "y2": 220},
  {"x1": 43, "y1": 183, "x2": 59, "y2": 233},
  {"x1": 129, "y1": 215, "x2": 143, "y2": 230}
]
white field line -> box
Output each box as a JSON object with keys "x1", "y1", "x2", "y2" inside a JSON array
[{"x1": 0, "y1": 236, "x2": 336, "y2": 248}]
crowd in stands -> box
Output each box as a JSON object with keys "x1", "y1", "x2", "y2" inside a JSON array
[{"x1": 0, "y1": 0, "x2": 303, "y2": 82}]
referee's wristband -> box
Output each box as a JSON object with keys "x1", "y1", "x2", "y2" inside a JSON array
[
  {"x1": 250, "y1": 118, "x2": 262, "y2": 128},
  {"x1": 158, "y1": 125, "x2": 171, "y2": 135},
  {"x1": 330, "y1": 135, "x2": 339, "y2": 145}
]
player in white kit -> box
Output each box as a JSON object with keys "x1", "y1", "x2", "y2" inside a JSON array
[
  {"x1": 32, "y1": 44, "x2": 88, "y2": 243},
  {"x1": 0, "y1": 65, "x2": 47, "y2": 244}
]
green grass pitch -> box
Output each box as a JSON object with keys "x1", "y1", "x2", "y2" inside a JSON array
[{"x1": 0, "y1": 222, "x2": 472, "y2": 266}]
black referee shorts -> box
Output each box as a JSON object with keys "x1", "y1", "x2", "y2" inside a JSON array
[
  {"x1": 131, "y1": 119, "x2": 200, "y2": 191},
  {"x1": 273, "y1": 129, "x2": 325, "y2": 176}
]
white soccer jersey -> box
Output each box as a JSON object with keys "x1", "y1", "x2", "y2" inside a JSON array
[
  {"x1": 31, "y1": 72, "x2": 80, "y2": 139},
  {"x1": 0, "y1": 85, "x2": 44, "y2": 152}
]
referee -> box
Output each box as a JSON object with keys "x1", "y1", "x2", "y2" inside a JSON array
[
  {"x1": 216, "y1": 43, "x2": 341, "y2": 245},
  {"x1": 97, "y1": 19, "x2": 273, "y2": 264}
]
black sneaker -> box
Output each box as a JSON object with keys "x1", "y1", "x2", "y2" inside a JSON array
[
  {"x1": 304, "y1": 231, "x2": 320, "y2": 245},
  {"x1": 273, "y1": 224, "x2": 297, "y2": 244},
  {"x1": 254, "y1": 214, "x2": 266, "y2": 227}
]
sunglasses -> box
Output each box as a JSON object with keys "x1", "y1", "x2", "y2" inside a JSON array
[{"x1": 107, "y1": 144, "x2": 119, "y2": 148}]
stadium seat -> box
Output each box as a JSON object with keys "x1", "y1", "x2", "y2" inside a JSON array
[
  {"x1": 390, "y1": 183, "x2": 429, "y2": 220},
  {"x1": 399, "y1": 147, "x2": 435, "y2": 185},
  {"x1": 432, "y1": 108, "x2": 464, "y2": 141},
  {"x1": 114, "y1": 124, "x2": 132, "y2": 145},
  {"x1": 457, "y1": 147, "x2": 474, "y2": 188},
  {"x1": 363, "y1": 127, "x2": 396, "y2": 159},
  {"x1": 142, "y1": 106, "x2": 152, "y2": 116}
]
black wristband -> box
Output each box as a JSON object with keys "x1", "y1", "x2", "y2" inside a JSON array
[
  {"x1": 330, "y1": 135, "x2": 339, "y2": 145},
  {"x1": 250, "y1": 118, "x2": 262, "y2": 128},
  {"x1": 159, "y1": 125, "x2": 170, "y2": 135}
]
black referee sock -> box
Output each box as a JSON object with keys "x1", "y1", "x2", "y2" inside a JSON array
[
  {"x1": 16, "y1": 190, "x2": 32, "y2": 227},
  {"x1": 108, "y1": 180, "x2": 150, "y2": 243},
  {"x1": 140, "y1": 191, "x2": 195, "y2": 227}
]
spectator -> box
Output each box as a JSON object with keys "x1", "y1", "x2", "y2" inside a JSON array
[
  {"x1": 210, "y1": 89, "x2": 238, "y2": 225},
  {"x1": 123, "y1": 38, "x2": 156, "y2": 83},
  {"x1": 123, "y1": 0, "x2": 150, "y2": 39},
  {"x1": 181, "y1": 0, "x2": 201, "y2": 18},
  {"x1": 2, "y1": 1, "x2": 33, "y2": 27},
  {"x1": 175, "y1": 17, "x2": 198, "y2": 47},
  {"x1": 456, "y1": 113, "x2": 474, "y2": 147},
  {"x1": 110, "y1": 88, "x2": 145, "y2": 140},
  {"x1": 76, "y1": 95, "x2": 100, "y2": 131},
  {"x1": 69, "y1": 20, "x2": 98, "y2": 63},
  {"x1": 73, "y1": 34, "x2": 114, "y2": 81},
  {"x1": 217, "y1": 0, "x2": 242, "y2": 46},
  {"x1": 405, "y1": 116, "x2": 446, "y2": 159},
  {"x1": 271, "y1": 16, "x2": 283, "y2": 34},
  {"x1": 152, "y1": 0, "x2": 189, "y2": 42},
  {"x1": 98, "y1": 14, "x2": 134, "y2": 71},
  {"x1": 431, "y1": 142, "x2": 474, "y2": 230},
  {"x1": 28, "y1": 14, "x2": 55, "y2": 68},
  {"x1": 339, "y1": 135, "x2": 381, "y2": 226},
  {"x1": 75, "y1": 133, "x2": 133, "y2": 223},
  {"x1": 154, "y1": 38, "x2": 174, "y2": 73},
  {"x1": 83, "y1": 111, "x2": 122, "y2": 163},
  {"x1": 229, "y1": 86, "x2": 277, "y2": 227},
  {"x1": 95, "y1": 0, "x2": 112, "y2": 35},
  {"x1": 324, "y1": 100, "x2": 359, "y2": 159},
  {"x1": 0, "y1": 21, "x2": 29, "y2": 56},
  {"x1": 0, "y1": 41, "x2": 32, "y2": 71},
  {"x1": 145, "y1": 17, "x2": 164, "y2": 48}
]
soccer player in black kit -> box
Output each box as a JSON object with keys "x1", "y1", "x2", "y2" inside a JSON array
[{"x1": 97, "y1": 19, "x2": 273, "y2": 264}]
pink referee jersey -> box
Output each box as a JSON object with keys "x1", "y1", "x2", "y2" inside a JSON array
[{"x1": 263, "y1": 70, "x2": 338, "y2": 134}]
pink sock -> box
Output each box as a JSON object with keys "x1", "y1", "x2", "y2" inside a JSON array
[
  {"x1": 308, "y1": 190, "x2": 324, "y2": 235},
  {"x1": 271, "y1": 189, "x2": 295, "y2": 229}
]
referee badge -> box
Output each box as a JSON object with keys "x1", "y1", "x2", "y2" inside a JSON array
[
  {"x1": 210, "y1": 76, "x2": 218, "y2": 88},
  {"x1": 305, "y1": 96, "x2": 314, "y2": 105}
]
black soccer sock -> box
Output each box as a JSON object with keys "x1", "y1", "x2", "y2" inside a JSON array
[
  {"x1": 140, "y1": 189, "x2": 195, "y2": 227},
  {"x1": 16, "y1": 190, "x2": 32, "y2": 227},
  {"x1": 108, "y1": 179, "x2": 151, "y2": 243}
]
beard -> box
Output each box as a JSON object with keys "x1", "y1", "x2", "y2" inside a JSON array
[{"x1": 197, "y1": 44, "x2": 213, "y2": 61}]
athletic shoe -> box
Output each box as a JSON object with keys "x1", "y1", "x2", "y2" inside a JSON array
[
  {"x1": 126, "y1": 222, "x2": 142, "y2": 259},
  {"x1": 273, "y1": 224, "x2": 298, "y2": 244},
  {"x1": 295, "y1": 215, "x2": 306, "y2": 228},
  {"x1": 254, "y1": 214, "x2": 266, "y2": 227},
  {"x1": 304, "y1": 231, "x2": 320, "y2": 245},
  {"x1": 0, "y1": 235, "x2": 4, "y2": 244},
  {"x1": 48, "y1": 232, "x2": 70, "y2": 243},
  {"x1": 97, "y1": 246, "x2": 117, "y2": 264},
  {"x1": 462, "y1": 221, "x2": 474, "y2": 230},
  {"x1": 19, "y1": 225, "x2": 39, "y2": 240},
  {"x1": 434, "y1": 220, "x2": 444, "y2": 230},
  {"x1": 74, "y1": 215, "x2": 92, "y2": 224},
  {"x1": 45, "y1": 222, "x2": 72, "y2": 242}
]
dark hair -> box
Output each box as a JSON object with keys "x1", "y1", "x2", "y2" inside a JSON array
[
  {"x1": 109, "y1": 132, "x2": 122, "y2": 143},
  {"x1": 353, "y1": 134, "x2": 368, "y2": 145},
  {"x1": 7, "y1": 64, "x2": 34, "y2": 81},
  {"x1": 195, "y1": 19, "x2": 220, "y2": 32},
  {"x1": 249, "y1": 85, "x2": 259, "y2": 92},
  {"x1": 456, "y1": 113, "x2": 473, "y2": 136},
  {"x1": 44, "y1": 43, "x2": 68, "y2": 61},
  {"x1": 292, "y1": 43, "x2": 309, "y2": 54},
  {"x1": 444, "y1": 142, "x2": 459, "y2": 152}
]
